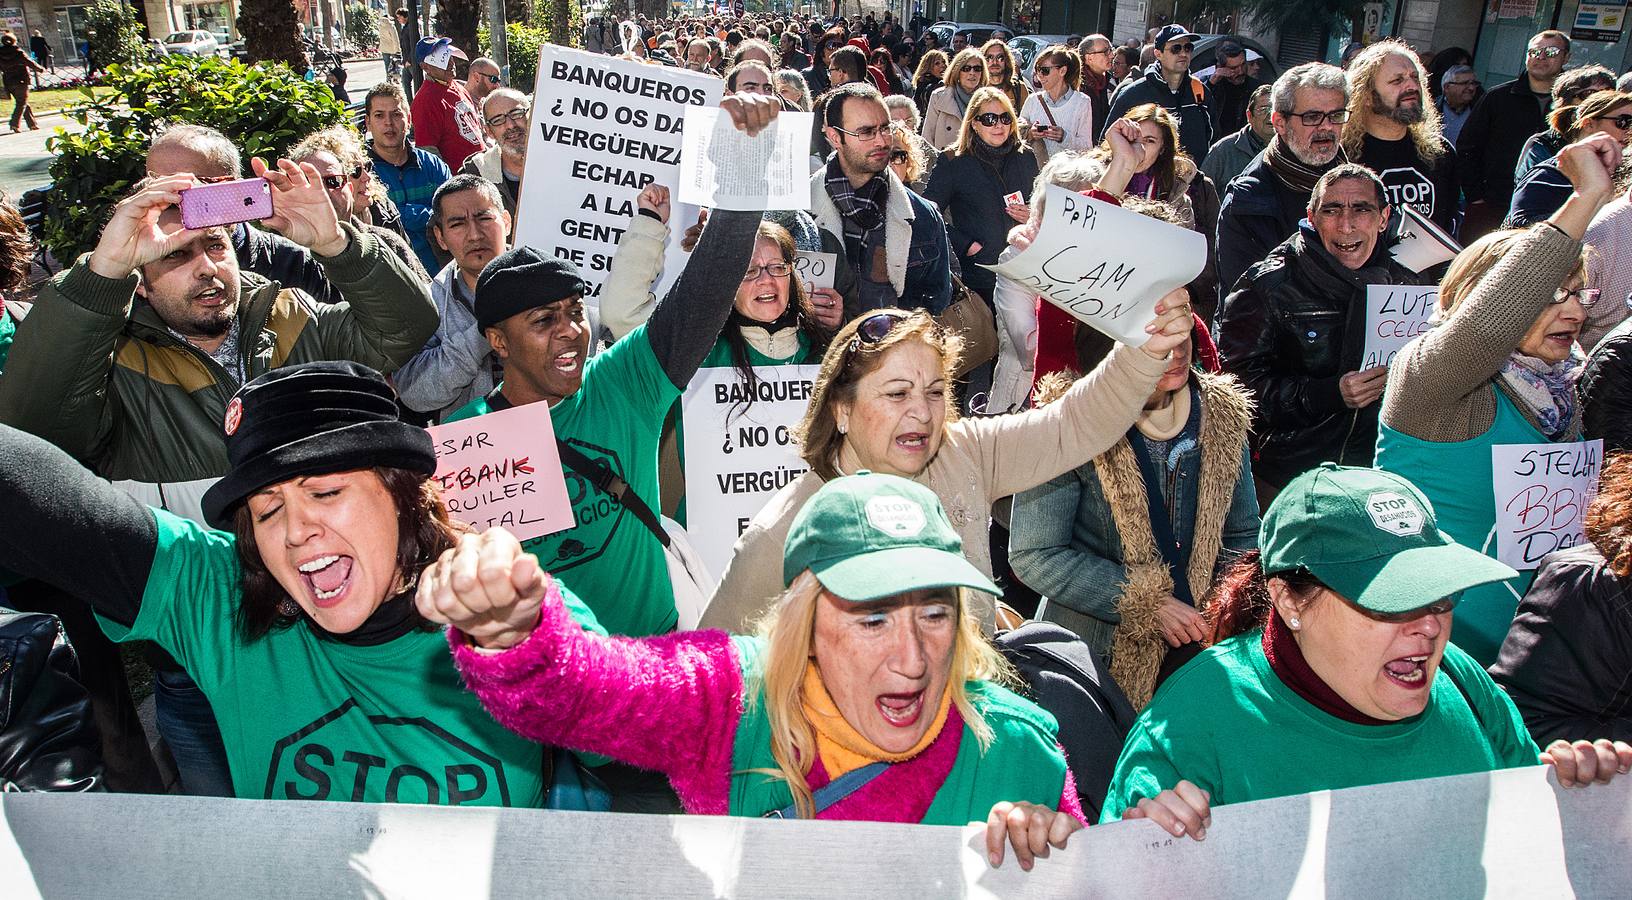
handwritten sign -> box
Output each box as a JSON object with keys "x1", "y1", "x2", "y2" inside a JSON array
[
  {"x1": 681, "y1": 365, "x2": 819, "y2": 579},
  {"x1": 427, "y1": 404, "x2": 574, "y2": 542},
  {"x1": 793, "y1": 250, "x2": 837, "y2": 295},
  {"x1": 985, "y1": 184, "x2": 1206, "y2": 345},
  {"x1": 1491, "y1": 439, "x2": 1603, "y2": 570},
  {"x1": 1362, "y1": 284, "x2": 1438, "y2": 368},
  {"x1": 678, "y1": 107, "x2": 814, "y2": 211},
  {"x1": 514, "y1": 46, "x2": 722, "y2": 305}
]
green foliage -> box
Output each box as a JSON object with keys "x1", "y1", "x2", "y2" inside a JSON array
[
  {"x1": 84, "y1": 0, "x2": 146, "y2": 69},
  {"x1": 43, "y1": 54, "x2": 347, "y2": 263},
  {"x1": 1228, "y1": 0, "x2": 1367, "y2": 35},
  {"x1": 477, "y1": 0, "x2": 581, "y2": 91},
  {"x1": 345, "y1": 4, "x2": 379, "y2": 49}
]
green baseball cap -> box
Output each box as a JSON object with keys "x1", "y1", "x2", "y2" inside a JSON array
[
  {"x1": 783, "y1": 472, "x2": 1001, "y2": 601},
  {"x1": 1260, "y1": 464, "x2": 1518, "y2": 614}
]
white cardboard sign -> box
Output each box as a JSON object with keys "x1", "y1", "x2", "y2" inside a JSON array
[
  {"x1": 985, "y1": 184, "x2": 1206, "y2": 345},
  {"x1": 793, "y1": 250, "x2": 837, "y2": 295},
  {"x1": 1491, "y1": 439, "x2": 1603, "y2": 570},
  {"x1": 681, "y1": 364, "x2": 819, "y2": 580},
  {"x1": 1362, "y1": 284, "x2": 1438, "y2": 369},
  {"x1": 514, "y1": 46, "x2": 722, "y2": 306}
]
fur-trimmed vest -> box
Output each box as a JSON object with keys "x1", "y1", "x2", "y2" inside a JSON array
[{"x1": 1097, "y1": 371, "x2": 1253, "y2": 708}]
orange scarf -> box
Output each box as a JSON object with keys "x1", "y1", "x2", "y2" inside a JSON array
[{"x1": 800, "y1": 663, "x2": 951, "y2": 778}]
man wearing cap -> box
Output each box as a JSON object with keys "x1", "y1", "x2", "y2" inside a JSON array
[
  {"x1": 1104, "y1": 24, "x2": 1215, "y2": 163},
  {"x1": 0, "y1": 159, "x2": 437, "y2": 796},
  {"x1": 442, "y1": 95, "x2": 776, "y2": 646},
  {"x1": 1207, "y1": 41, "x2": 1264, "y2": 137},
  {"x1": 410, "y1": 36, "x2": 487, "y2": 170}
]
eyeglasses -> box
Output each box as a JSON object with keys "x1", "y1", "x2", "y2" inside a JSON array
[
  {"x1": 485, "y1": 106, "x2": 531, "y2": 127},
  {"x1": 973, "y1": 111, "x2": 1014, "y2": 127},
  {"x1": 889, "y1": 148, "x2": 910, "y2": 163},
  {"x1": 1082, "y1": 48, "x2": 1110, "y2": 56},
  {"x1": 1553, "y1": 286, "x2": 1601, "y2": 308},
  {"x1": 830, "y1": 122, "x2": 890, "y2": 141},
  {"x1": 1528, "y1": 45, "x2": 1565, "y2": 59},
  {"x1": 1288, "y1": 108, "x2": 1350, "y2": 126},
  {"x1": 1445, "y1": 79, "x2": 1480, "y2": 88},
  {"x1": 1034, "y1": 64, "x2": 1059, "y2": 75},
  {"x1": 349, "y1": 161, "x2": 373, "y2": 180},
  {"x1": 742, "y1": 262, "x2": 793, "y2": 281},
  {"x1": 319, "y1": 174, "x2": 346, "y2": 190},
  {"x1": 1164, "y1": 42, "x2": 1194, "y2": 54},
  {"x1": 1594, "y1": 113, "x2": 1632, "y2": 130},
  {"x1": 959, "y1": 63, "x2": 983, "y2": 73}
]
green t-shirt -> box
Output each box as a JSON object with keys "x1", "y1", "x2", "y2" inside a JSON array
[
  {"x1": 448, "y1": 324, "x2": 679, "y2": 638},
  {"x1": 101, "y1": 509, "x2": 606, "y2": 806},
  {"x1": 725, "y1": 638, "x2": 1070, "y2": 822},
  {"x1": 0, "y1": 305, "x2": 13, "y2": 374},
  {"x1": 1101, "y1": 630, "x2": 1541, "y2": 822}
]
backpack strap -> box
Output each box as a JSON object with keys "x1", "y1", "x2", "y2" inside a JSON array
[
  {"x1": 555, "y1": 439, "x2": 670, "y2": 549},
  {"x1": 763, "y1": 761, "x2": 890, "y2": 819},
  {"x1": 1189, "y1": 75, "x2": 1206, "y2": 106}
]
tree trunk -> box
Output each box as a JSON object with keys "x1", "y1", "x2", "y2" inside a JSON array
[
  {"x1": 504, "y1": 0, "x2": 529, "y2": 26},
  {"x1": 437, "y1": 0, "x2": 482, "y2": 59},
  {"x1": 238, "y1": 0, "x2": 309, "y2": 70},
  {"x1": 548, "y1": 0, "x2": 571, "y2": 48}
]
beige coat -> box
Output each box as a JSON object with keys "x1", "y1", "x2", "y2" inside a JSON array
[
  {"x1": 700, "y1": 343, "x2": 1169, "y2": 633},
  {"x1": 921, "y1": 86, "x2": 966, "y2": 151}
]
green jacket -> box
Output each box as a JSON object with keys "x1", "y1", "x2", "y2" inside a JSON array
[{"x1": 0, "y1": 223, "x2": 436, "y2": 518}]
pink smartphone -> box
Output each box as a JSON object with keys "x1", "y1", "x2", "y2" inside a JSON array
[{"x1": 179, "y1": 178, "x2": 274, "y2": 230}]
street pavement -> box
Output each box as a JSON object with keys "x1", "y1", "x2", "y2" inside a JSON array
[{"x1": 0, "y1": 56, "x2": 388, "y2": 199}]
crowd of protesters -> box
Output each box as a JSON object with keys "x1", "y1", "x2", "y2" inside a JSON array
[{"x1": 0, "y1": 8, "x2": 1630, "y2": 873}]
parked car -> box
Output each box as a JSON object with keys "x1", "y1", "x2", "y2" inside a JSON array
[
  {"x1": 161, "y1": 30, "x2": 219, "y2": 57},
  {"x1": 1190, "y1": 34, "x2": 1281, "y2": 84},
  {"x1": 926, "y1": 21, "x2": 1021, "y2": 51},
  {"x1": 1008, "y1": 34, "x2": 1073, "y2": 83}
]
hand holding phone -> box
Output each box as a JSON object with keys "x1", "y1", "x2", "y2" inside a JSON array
[
  {"x1": 86, "y1": 174, "x2": 204, "y2": 280},
  {"x1": 178, "y1": 178, "x2": 274, "y2": 230},
  {"x1": 250, "y1": 156, "x2": 349, "y2": 257}
]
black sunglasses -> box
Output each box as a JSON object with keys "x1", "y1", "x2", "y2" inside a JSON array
[
  {"x1": 319, "y1": 174, "x2": 346, "y2": 190},
  {"x1": 1595, "y1": 113, "x2": 1632, "y2": 130},
  {"x1": 959, "y1": 63, "x2": 983, "y2": 73},
  {"x1": 973, "y1": 111, "x2": 1014, "y2": 127},
  {"x1": 349, "y1": 160, "x2": 373, "y2": 179},
  {"x1": 1165, "y1": 42, "x2": 1194, "y2": 53},
  {"x1": 889, "y1": 148, "x2": 909, "y2": 163}
]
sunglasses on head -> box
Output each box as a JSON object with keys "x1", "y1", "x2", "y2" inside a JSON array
[
  {"x1": 973, "y1": 111, "x2": 1014, "y2": 127},
  {"x1": 849, "y1": 312, "x2": 908, "y2": 353}
]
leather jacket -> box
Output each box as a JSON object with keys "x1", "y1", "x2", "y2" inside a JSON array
[
  {"x1": 0, "y1": 608, "x2": 104, "y2": 792},
  {"x1": 1216, "y1": 224, "x2": 1415, "y2": 487}
]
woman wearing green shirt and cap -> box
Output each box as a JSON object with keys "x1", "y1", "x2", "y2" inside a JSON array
[{"x1": 1103, "y1": 464, "x2": 1632, "y2": 840}]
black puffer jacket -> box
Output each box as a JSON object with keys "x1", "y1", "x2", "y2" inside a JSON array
[
  {"x1": 1491, "y1": 544, "x2": 1632, "y2": 746},
  {"x1": 1579, "y1": 316, "x2": 1632, "y2": 453},
  {"x1": 0, "y1": 608, "x2": 104, "y2": 792},
  {"x1": 1216, "y1": 224, "x2": 1416, "y2": 487}
]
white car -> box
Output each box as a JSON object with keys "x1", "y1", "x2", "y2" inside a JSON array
[{"x1": 162, "y1": 30, "x2": 219, "y2": 57}]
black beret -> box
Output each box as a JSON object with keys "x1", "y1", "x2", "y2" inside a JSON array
[{"x1": 474, "y1": 246, "x2": 589, "y2": 331}]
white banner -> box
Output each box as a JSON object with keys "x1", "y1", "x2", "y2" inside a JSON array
[
  {"x1": 678, "y1": 107, "x2": 814, "y2": 211},
  {"x1": 1361, "y1": 284, "x2": 1438, "y2": 369},
  {"x1": 1391, "y1": 204, "x2": 1462, "y2": 273},
  {"x1": 3, "y1": 766, "x2": 1631, "y2": 897},
  {"x1": 1491, "y1": 439, "x2": 1604, "y2": 570},
  {"x1": 514, "y1": 46, "x2": 723, "y2": 307},
  {"x1": 681, "y1": 364, "x2": 819, "y2": 580},
  {"x1": 985, "y1": 184, "x2": 1206, "y2": 346}
]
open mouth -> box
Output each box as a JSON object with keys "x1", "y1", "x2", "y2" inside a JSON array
[
  {"x1": 1545, "y1": 329, "x2": 1578, "y2": 347},
  {"x1": 1382, "y1": 655, "x2": 1430, "y2": 688},
  {"x1": 1332, "y1": 238, "x2": 1365, "y2": 255},
  {"x1": 876, "y1": 690, "x2": 925, "y2": 728},
  {"x1": 193, "y1": 285, "x2": 227, "y2": 305},
  {"x1": 895, "y1": 432, "x2": 929, "y2": 452},
  {"x1": 552, "y1": 349, "x2": 581, "y2": 375},
  {"x1": 297, "y1": 554, "x2": 355, "y2": 607}
]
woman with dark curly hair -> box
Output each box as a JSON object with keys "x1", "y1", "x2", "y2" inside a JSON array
[
  {"x1": 0, "y1": 361, "x2": 604, "y2": 805},
  {"x1": 1493, "y1": 453, "x2": 1632, "y2": 745}
]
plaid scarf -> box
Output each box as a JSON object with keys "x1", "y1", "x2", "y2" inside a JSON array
[
  {"x1": 1263, "y1": 136, "x2": 1346, "y2": 194},
  {"x1": 824, "y1": 156, "x2": 889, "y2": 281}
]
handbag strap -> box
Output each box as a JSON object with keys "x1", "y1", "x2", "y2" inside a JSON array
[
  {"x1": 555, "y1": 439, "x2": 670, "y2": 549},
  {"x1": 763, "y1": 761, "x2": 890, "y2": 819}
]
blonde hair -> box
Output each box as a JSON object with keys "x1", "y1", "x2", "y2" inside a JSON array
[
  {"x1": 290, "y1": 125, "x2": 387, "y2": 207},
  {"x1": 913, "y1": 49, "x2": 948, "y2": 88},
  {"x1": 796, "y1": 309, "x2": 963, "y2": 481},
  {"x1": 889, "y1": 122, "x2": 928, "y2": 185},
  {"x1": 1435, "y1": 227, "x2": 1588, "y2": 324},
  {"x1": 954, "y1": 85, "x2": 1020, "y2": 156},
  {"x1": 750, "y1": 571, "x2": 1015, "y2": 819},
  {"x1": 1551, "y1": 89, "x2": 1632, "y2": 140},
  {"x1": 943, "y1": 47, "x2": 984, "y2": 90},
  {"x1": 1341, "y1": 40, "x2": 1446, "y2": 163}
]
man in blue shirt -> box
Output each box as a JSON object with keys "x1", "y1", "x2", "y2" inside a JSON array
[{"x1": 364, "y1": 81, "x2": 451, "y2": 273}]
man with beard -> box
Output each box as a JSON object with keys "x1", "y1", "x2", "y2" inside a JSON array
[
  {"x1": 0, "y1": 158, "x2": 436, "y2": 795},
  {"x1": 394, "y1": 176, "x2": 512, "y2": 422},
  {"x1": 1457, "y1": 30, "x2": 1571, "y2": 241},
  {"x1": 808, "y1": 82, "x2": 952, "y2": 317},
  {"x1": 1342, "y1": 41, "x2": 1458, "y2": 235},
  {"x1": 458, "y1": 88, "x2": 528, "y2": 230},
  {"x1": 1216, "y1": 62, "x2": 1351, "y2": 301}
]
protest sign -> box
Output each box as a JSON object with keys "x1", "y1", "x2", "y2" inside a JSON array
[
  {"x1": 1391, "y1": 204, "x2": 1461, "y2": 273},
  {"x1": 427, "y1": 404, "x2": 573, "y2": 542},
  {"x1": 678, "y1": 107, "x2": 814, "y2": 211},
  {"x1": 793, "y1": 250, "x2": 837, "y2": 295},
  {"x1": 1361, "y1": 284, "x2": 1438, "y2": 368},
  {"x1": 514, "y1": 46, "x2": 722, "y2": 305},
  {"x1": 5, "y1": 765, "x2": 1630, "y2": 898},
  {"x1": 681, "y1": 364, "x2": 819, "y2": 579},
  {"x1": 1491, "y1": 439, "x2": 1603, "y2": 570},
  {"x1": 985, "y1": 184, "x2": 1206, "y2": 345}
]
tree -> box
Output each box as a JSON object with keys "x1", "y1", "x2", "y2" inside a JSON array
[
  {"x1": 84, "y1": 0, "x2": 146, "y2": 71},
  {"x1": 345, "y1": 2, "x2": 378, "y2": 49},
  {"x1": 436, "y1": 0, "x2": 482, "y2": 59},
  {"x1": 237, "y1": 0, "x2": 309, "y2": 71}
]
